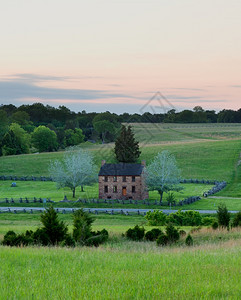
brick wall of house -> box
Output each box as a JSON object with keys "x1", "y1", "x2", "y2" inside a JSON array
[{"x1": 99, "y1": 174, "x2": 148, "y2": 200}]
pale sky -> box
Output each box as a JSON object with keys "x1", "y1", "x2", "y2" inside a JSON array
[{"x1": 0, "y1": 0, "x2": 240, "y2": 113}]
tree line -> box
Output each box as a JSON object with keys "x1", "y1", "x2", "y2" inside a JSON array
[{"x1": 1, "y1": 103, "x2": 241, "y2": 156}]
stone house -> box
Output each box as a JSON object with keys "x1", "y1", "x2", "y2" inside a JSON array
[{"x1": 98, "y1": 160, "x2": 148, "y2": 200}]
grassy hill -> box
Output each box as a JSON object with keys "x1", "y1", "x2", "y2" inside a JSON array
[{"x1": 0, "y1": 123, "x2": 241, "y2": 207}]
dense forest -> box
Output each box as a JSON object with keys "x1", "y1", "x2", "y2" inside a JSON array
[{"x1": 0, "y1": 103, "x2": 241, "y2": 156}]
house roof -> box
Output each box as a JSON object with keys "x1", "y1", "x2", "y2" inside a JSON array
[{"x1": 98, "y1": 163, "x2": 144, "y2": 176}]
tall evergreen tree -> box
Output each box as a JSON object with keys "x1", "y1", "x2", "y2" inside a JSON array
[{"x1": 114, "y1": 125, "x2": 141, "y2": 163}]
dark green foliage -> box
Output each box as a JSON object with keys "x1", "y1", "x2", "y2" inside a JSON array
[
  {"x1": 126, "y1": 225, "x2": 145, "y2": 241},
  {"x1": 61, "y1": 234, "x2": 76, "y2": 247},
  {"x1": 114, "y1": 125, "x2": 141, "y2": 163},
  {"x1": 145, "y1": 228, "x2": 163, "y2": 241},
  {"x1": 167, "y1": 210, "x2": 202, "y2": 226},
  {"x1": 73, "y1": 209, "x2": 108, "y2": 246},
  {"x1": 217, "y1": 203, "x2": 230, "y2": 228},
  {"x1": 1, "y1": 130, "x2": 18, "y2": 155},
  {"x1": 1, "y1": 208, "x2": 108, "y2": 248},
  {"x1": 212, "y1": 221, "x2": 219, "y2": 230},
  {"x1": 145, "y1": 210, "x2": 167, "y2": 226},
  {"x1": 40, "y1": 206, "x2": 68, "y2": 245},
  {"x1": 166, "y1": 192, "x2": 176, "y2": 205},
  {"x1": 32, "y1": 228, "x2": 50, "y2": 246},
  {"x1": 85, "y1": 229, "x2": 109, "y2": 247},
  {"x1": 179, "y1": 230, "x2": 186, "y2": 236},
  {"x1": 185, "y1": 234, "x2": 194, "y2": 246},
  {"x1": 73, "y1": 209, "x2": 94, "y2": 244},
  {"x1": 202, "y1": 216, "x2": 217, "y2": 226},
  {"x1": 2, "y1": 231, "x2": 17, "y2": 246},
  {"x1": 2, "y1": 230, "x2": 34, "y2": 247},
  {"x1": 32, "y1": 126, "x2": 58, "y2": 152},
  {"x1": 156, "y1": 233, "x2": 168, "y2": 246},
  {"x1": 232, "y1": 211, "x2": 241, "y2": 227},
  {"x1": 165, "y1": 223, "x2": 180, "y2": 243}
]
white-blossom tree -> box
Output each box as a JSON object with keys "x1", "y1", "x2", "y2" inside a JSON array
[
  {"x1": 146, "y1": 150, "x2": 182, "y2": 203},
  {"x1": 49, "y1": 148, "x2": 97, "y2": 198}
]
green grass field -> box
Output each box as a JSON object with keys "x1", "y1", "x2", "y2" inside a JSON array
[
  {"x1": 1, "y1": 123, "x2": 241, "y2": 210},
  {"x1": 1, "y1": 211, "x2": 241, "y2": 299}
]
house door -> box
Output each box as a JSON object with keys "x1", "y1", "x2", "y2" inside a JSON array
[{"x1": 122, "y1": 187, "x2": 127, "y2": 196}]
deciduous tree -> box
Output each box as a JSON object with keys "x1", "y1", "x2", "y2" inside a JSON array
[
  {"x1": 49, "y1": 148, "x2": 97, "y2": 198},
  {"x1": 146, "y1": 150, "x2": 182, "y2": 203}
]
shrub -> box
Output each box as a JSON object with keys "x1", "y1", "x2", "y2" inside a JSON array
[
  {"x1": 73, "y1": 209, "x2": 94, "y2": 245},
  {"x1": 145, "y1": 228, "x2": 163, "y2": 241},
  {"x1": 167, "y1": 210, "x2": 202, "y2": 226},
  {"x1": 179, "y1": 229, "x2": 186, "y2": 236},
  {"x1": 85, "y1": 229, "x2": 109, "y2": 247},
  {"x1": 32, "y1": 228, "x2": 50, "y2": 246},
  {"x1": 166, "y1": 192, "x2": 176, "y2": 205},
  {"x1": 217, "y1": 203, "x2": 230, "y2": 228},
  {"x1": 2, "y1": 230, "x2": 34, "y2": 247},
  {"x1": 40, "y1": 206, "x2": 68, "y2": 245},
  {"x1": 185, "y1": 234, "x2": 193, "y2": 246},
  {"x1": 61, "y1": 234, "x2": 76, "y2": 247},
  {"x1": 126, "y1": 225, "x2": 145, "y2": 241},
  {"x1": 145, "y1": 210, "x2": 167, "y2": 226},
  {"x1": 165, "y1": 223, "x2": 180, "y2": 243},
  {"x1": 202, "y1": 216, "x2": 217, "y2": 226},
  {"x1": 212, "y1": 220, "x2": 219, "y2": 230},
  {"x1": 232, "y1": 211, "x2": 241, "y2": 227},
  {"x1": 156, "y1": 233, "x2": 168, "y2": 246},
  {"x1": 2, "y1": 231, "x2": 17, "y2": 246}
]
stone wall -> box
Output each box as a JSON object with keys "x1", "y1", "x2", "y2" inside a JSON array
[{"x1": 99, "y1": 174, "x2": 148, "y2": 200}]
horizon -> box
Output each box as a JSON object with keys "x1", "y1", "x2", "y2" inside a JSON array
[{"x1": 0, "y1": 1, "x2": 240, "y2": 114}]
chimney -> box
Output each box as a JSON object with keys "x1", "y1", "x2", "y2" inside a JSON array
[
  {"x1": 101, "y1": 160, "x2": 106, "y2": 166},
  {"x1": 141, "y1": 160, "x2": 146, "y2": 167}
]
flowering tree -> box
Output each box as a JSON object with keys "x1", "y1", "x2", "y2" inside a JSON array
[
  {"x1": 49, "y1": 148, "x2": 97, "y2": 198},
  {"x1": 146, "y1": 150, "x2": 182, "y2": 203}
]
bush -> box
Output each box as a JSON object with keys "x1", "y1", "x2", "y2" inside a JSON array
[
  {"x1": 2, "y1": 230, "x2": 34, "y2": 247},
  {"x1": 202, "y1": 216, "x2": 217, "y2": 226},
  {"x1": 73, "y1": 209, "x2": 94, "y2": 245},
  {"x1": 185, "y1": 234, "x2": 193, "y2": 246},
  {"x1": 2, "y1": 231, "x2": 17, "y2": 246},
  {"x1": 179, "y1": 229, "x2": 186, "y2": 236},
  {"x1": 126, "y1": 225, "x2": 145, "y2": 241},
  {"x1": 145, "y1": 228, "x2": 163, "y2": 241},
  {"x1": 145, "y1": 210, "x2": 167, "y2": 226},
  {"x1": 85, "y1": 229, "x2": 109, "y2": 247},
  {"x1": 61, "y1": 234, "x2": 76, "y2": 247},
  {"x1": 217, "y1": 203, "x2": 230, "y2": 228},
  {"x1": 156, "y1": 233, "x2": 168, "y2": 246},
  {"x1": 32, "y1": 228, "x2": 50, "y2": 246},
  {"x1": 232, "y1": 211, "x2": 241, "y2": 227},
  {"x1": 167, "y1": 210, "x2": 202, "y2": 226},
  {"x1": 166, "y1": 192, "x2": 176, "y2": 205},
  {"x1": 165, "y1": 223, "x2": 180, "y2": 243},
  {"x1": 212, "y1": 220, "x2": 219, "y2": 230}
]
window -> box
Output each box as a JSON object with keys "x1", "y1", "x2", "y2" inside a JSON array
[
  {"x1": 104, "y1": 176, "x2": 108, "y2": 182},
  {"x1": 132, "y1": 176, "x2": 135, "y2": 182},
  {"x1": 104, "y1": 186, "x2": 108, "y2": 193},
  {"x1": 113, "y1": 176, "x2": 117, "y2": 182},
  {"x1": 113, "y1": 186, "x2": 117, "y2": 193},
  {"x1": 132, "y1": 186, "x2": 136, "y2": 193},
  {"x1": 122, "y1": 176, "x2": 126, "y2": 182}
]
